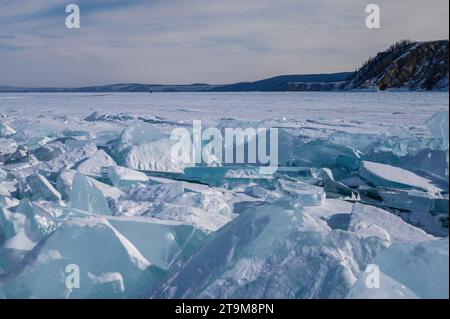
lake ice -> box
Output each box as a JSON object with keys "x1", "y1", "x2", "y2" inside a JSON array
[{"x1": 0, "y1": 92, "x2": 448, "y2": 298}]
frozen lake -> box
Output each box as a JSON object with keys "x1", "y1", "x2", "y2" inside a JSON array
[
  {"x1": 1, "y1": 91, "x2": 448, "y2": 138},
  {"x1": 0, "y1": 91, "x2": 448, "y2": 298}
]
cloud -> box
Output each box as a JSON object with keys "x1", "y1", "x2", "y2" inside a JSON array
[{"x1": 0, "y1": 0, "x2": 448, "y2": 86}]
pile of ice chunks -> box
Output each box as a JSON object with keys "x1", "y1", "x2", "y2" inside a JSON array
[{"x1": 0, "y1": 112, "x2": 448, "y2": 299}]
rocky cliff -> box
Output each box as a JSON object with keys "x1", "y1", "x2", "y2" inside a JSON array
[{"x1": 347, "y1": 40, "x2": 449, "y2": 91}]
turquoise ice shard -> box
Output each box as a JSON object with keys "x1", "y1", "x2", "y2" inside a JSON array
[
  {"x1": 76, "y1": 149, "x2": 116, "y2": 178},
  {"x1": 110, "y1": 121, "x2": 186, "y2": 172},
  {"x1": 346, "y1": 270, "x2": 419, "y2": 299},
  {"x1": 425, "y1": 112, "x2": 449, "y2": 178},
  {"x1": 56, "y1": 169, "x2": 76, "y2": 200},
  {"x1": 122, "y1": 182, "x2": 184, "y2": 203},
  {"x1": 0, "y1": 138, "x2": 17, "y2": 157},
  {"x1": 319, "y1": 168, "x2": 359, "y2": 199},
  {"x1": 277, "y1": 179, "x2": 325, "y2": 206},
  {"x1": 107, "y1": 217, "x2": 206, "y2": 270},
  {"x1": 113, "y1": 121, "x2": 167, "y2": 149},
  {"x1": 150, "y1": 200, "x2": 388, "y2": 298},
  {"x1": 14, "y1": 200, "x2": 64, "y2": 240},
  {"x1": 0, "y1": 200, "x2": 64, "y2": 271},
  {"x1": 357, "y1": 187, "x2": 448, "y2": 237},
  {"x1": 26, "y1": 174, "x2": 62, "y2": 201},
  {"x1": 0, "y1": 168, "x2": 7, "y2": 183},
  {"x1": 183, "y1": 166, "x2": 273, "y2": 187},
  {"x1": 107, "y1": 166, "x2": 148, "y2": 187},
  {"x1": 0, "y1": 216, "x2": 152, "y2": 298},
  {"x1": 348, "y1": 203, "x2": 434, "y2": 243},
  {"x1": 347, "y1": 238, "x2": 449, "y2": 299},
  {"x1": 10, "y1": 123, "x2": 59, "y2": 149},
  {"x1": 291, "y1": 140, "x2": 362, "y2": 180},
  {"x1": 425, "y1": 111, "x2": 449, "y2": 150},
  {"x1": 34, "y1": 143, "x2": 64, "y2": 161},
  {"x1": 215, "y1": 118, "x2": 300, "y2": 166},
  {"x1": 359, "y1": 161, "x2": 442, "y2": 194},
  {"x1": 70, "y1": 173, "x2": 121, "y2": 215},
  {"x1": 0, "y1": 206, "x2": 16, "y2": 242}
]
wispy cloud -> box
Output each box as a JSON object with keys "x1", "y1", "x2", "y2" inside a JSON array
[{"x1": 0, "y1": 0, "x2": 448, "y2": 86}]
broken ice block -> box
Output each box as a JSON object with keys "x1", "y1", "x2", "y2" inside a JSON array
[
  {"x1": 183, "y1": 166, "x2": 272, "y2": 187},
  {"x1": 359, "y1": 161, "x2": 442, "y2": 194},
  {"x1": 108, "y1": 217, "x2": 206, "y2": 270},
  {"x1": 85, "y1": 111, "x2": 135, "y2": 122},
  {"x1": 275, "y1": 167, "x2": 320, "y2": 183},
  {"x1": 87, "y1": 272, "x2": 125, "y2": 295},
  {"x1": 122, "y1": 183, "x2": 184, "y2": 204},
  {"x1": 0, "y1": 204, "x2": 44, "y2": 271},
  {"x1": 0, "y1": 207, "x2": 16, "y2": 241},
  {"x1": 277, "y1": 179, "x2": 325, "y2": 206},
  {"x1": 0, "y1": 194, "x2": 19, "y2": 209},
  {"x1": 147, "y1": 192, "x2": 233, "y2": 231},
  {"x1": 15, "y1": 200, "x2": 65, "y2": 241},
  {"x1": 0, "y1": 168, "x2": 7, "y2": 183},
  {"x1": 108, "y1": 166, "x2": 148, "y2": 187},
  {"x1": 348, "y1": 238, "x2": 449, "y2": 299},
  {"x1": 114, "y1": 121, "x2": 167, "y2": 146},
  {"x1": 149, "y1": 200, "x2": 388, "y2": 299},
  {"x1": 357, "y1": 186, "x2": 448, "y2": 237},
  {"x1": 126, "y1": 140, "x2": 187, "y2": 172},
  {"x1": 244, "y1": 184, "x2": 272, "y2": 199},
  {"x1": 404, "y1": 149, "x2": 449, "y2": 181},
  {"x1": 110, "y1": 121, "x2": 189, "y2": 172},
  {"x1": 425, "y1": 112, "x2": 449, "y2": 150},
  {"x1": 215, "y1": 119, "x2": 299, "y2": 166},
  {"x1": 34, "y1": 144, "x2": 64, "y2": 161},
  {"x1": 0, "y1": 216, "x2": 152, "y2": 298},
  {"x1": 11, "y1": 123, "x2": 59, "y2": 149},
  {"x1": 76, "y1": 149, "x2": 117, "y2": 178},
  {"x1": 348, "y1": 203, "x2": 433, "y2": 243},
  {"x1": 55, "y1": 169, "x2": 76, "y2": 200},
  {"x1": 0, "y1": 138, "x2": 18, "y2": 158},
  {"x1": 293, "y1": 139, "x2": 362, "y2": 174},
  {"x1": 26, "y1": 174, "x2": 62, "y2": 201},
  {"x1": 346, "y1": 270, "x2": 419, "y2": 299},
  {"x1": 71, "y1": 173, "x2": 120, "y2": 215},
  {"x1": 38, "y1": 141, "x2": 98, "y2": 174},
  {"x1": 319, "y1": 168, "x2": 359, "y2": 199},
  {"x1": 0, "y1": 122, "x2": 15, "y2": 137},
  {"x1": 4, "y1": 145, "x2": 29, "y2": 165},
  {"x1": 62, "y1": 129, "x2": 91, "y2": 141}
]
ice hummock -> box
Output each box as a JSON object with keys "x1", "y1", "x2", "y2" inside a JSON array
[
  {"x1": 110, "y1": 121, "x2": 189, "y2": 172},
  {"x1": 347, "y1": 238, "x2": 449, "y2": 299},
  {"x1": 0, "y1": 212, "x2": 207, "y2": 298},
  {"x1": 1, "y1": 94, "x2": 449, "y2": 300},
  {"x1": 149, "y1": 199, "x2": 388, "y2": 298},
  {"x1": 348, "y1": 203, "x2": 434, "y2": 243}
]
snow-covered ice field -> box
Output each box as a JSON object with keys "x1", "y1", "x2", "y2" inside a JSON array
[
  {"x1": 0, "y1": 92, "x2": 448, "y2": 299},
  {"x1": 1, "y1": 92, "x2": 448, "y2": 134}
]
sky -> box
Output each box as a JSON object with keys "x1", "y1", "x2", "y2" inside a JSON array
[{"x1": 0, "y1": 0, "x2": 448, "y2": 87}]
